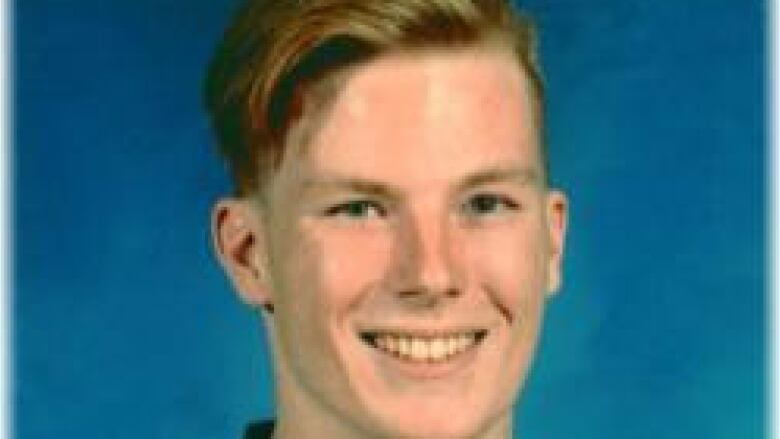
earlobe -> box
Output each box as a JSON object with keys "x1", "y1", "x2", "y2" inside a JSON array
[
  {"x1": 544, "y1": 190, "x2": 568, "y2": 296},
  {"x1": 211, "y1": 198, "x2": 274, "y2": 308}
]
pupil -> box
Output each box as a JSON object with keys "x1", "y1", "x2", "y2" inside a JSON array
[
  {"x1": 474, "y1": 196, "x2": 494, "y2": 211},
  {"x1": 348, "y1": 202, "x2": 364, "y2": 215}
]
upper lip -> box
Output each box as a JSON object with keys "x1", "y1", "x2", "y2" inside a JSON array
[
  {"x1": 354, "y1": 319, "x2": 496, "y2": 349},
  {"x1": 357, "y1": 324, "x2": 489, "y2": 336}
]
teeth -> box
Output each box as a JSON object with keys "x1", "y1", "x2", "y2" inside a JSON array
[
  {"x1": 398, "y1": 337, "x2": 411, "y2": 357},
  {"x1": 368, "y1": 332, "x2": 482, "y2": 362},
  {"x1": 411, "y1": 338, "x2": 426, "y2": 359},
  {"x1": 430, "y1": 338, "x2": 446, "y2": 360},
  {"x1": 386, "y1": 336, "x2": 398, "y2": 353},
  {"x1": 447, "y1": 336, "x2": 458, "y2": 354}
]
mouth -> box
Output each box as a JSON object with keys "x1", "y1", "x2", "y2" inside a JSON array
[{"x1": 359, "y1": 330, "x2": 488, "y2": 363}]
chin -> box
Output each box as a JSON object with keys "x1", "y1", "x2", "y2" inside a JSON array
[
  {"x1": 396, "y1": 417, "x2": 486, "y2": 439},
  {"x1": 358, "y1": 395, "x2": 508, "y2": 439},
  {"x1": 338, "y1": 323, "x2": 520, "y2": 439}
]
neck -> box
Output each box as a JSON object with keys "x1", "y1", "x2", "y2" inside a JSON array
[{"x1": 272, "y1": 369, "x2": 370, "y2": 439}]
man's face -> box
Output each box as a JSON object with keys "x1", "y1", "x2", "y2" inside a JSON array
[{"x1": 253, "y1": 49, "x2": 566, "y2": 438}]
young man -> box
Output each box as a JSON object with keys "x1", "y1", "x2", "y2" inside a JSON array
[{"x1": 204, "y1": 1, "x2": 567, "y2": 438}]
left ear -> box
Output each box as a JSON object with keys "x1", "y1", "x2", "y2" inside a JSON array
[{"x1": 544, "y1": 190, "x2": 568, "y2": 296}]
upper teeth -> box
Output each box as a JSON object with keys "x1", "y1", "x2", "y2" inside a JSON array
[{"x1": 371, "y1": 333, "x2": 480, "y2": 362}]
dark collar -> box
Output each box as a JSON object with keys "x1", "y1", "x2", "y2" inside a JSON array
[{"x1": 243, "y1": 420, "x2": 275, "y2": 439}]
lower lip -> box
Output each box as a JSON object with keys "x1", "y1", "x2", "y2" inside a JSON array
[{"x1": 365, "y1": 337, "x2": 485, "y2": 380}]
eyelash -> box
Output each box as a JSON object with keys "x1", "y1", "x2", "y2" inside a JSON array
[
  {"x1": 323, "y1": 200, "x2": 387, "y2": 219},
  {"x1": 460, "y1": 193, "x2": 521, "y2": 216}
]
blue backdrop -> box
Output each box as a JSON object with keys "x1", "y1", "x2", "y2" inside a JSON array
[{"x1": 14, "y1": 0, "x2": 765, "y2": 438}]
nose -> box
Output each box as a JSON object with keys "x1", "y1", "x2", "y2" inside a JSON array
[{"x1": 394, "y1": 208, "x2": 463, "y2": 306}]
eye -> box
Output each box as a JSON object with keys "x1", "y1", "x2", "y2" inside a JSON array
[
  {"x1": 461, "y1": 193, "x2": 520, "y2": 216},
  {"x1": 323, "y1": 200, "x2": 386, "y2": 219}
]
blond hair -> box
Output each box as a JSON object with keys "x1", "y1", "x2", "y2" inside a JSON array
[{"x1": 204, "y1": 0, "x2": 544, "y2": 194}]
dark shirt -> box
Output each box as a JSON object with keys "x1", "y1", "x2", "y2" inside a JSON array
[{"x1": 243, "y1": 420, "x2": 275, "y2": 439}]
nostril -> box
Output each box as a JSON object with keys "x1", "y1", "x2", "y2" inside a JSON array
[
  {"x1": 444, "y1": 287, "x2": 461, "y2": 298},
  {"x1": 397, "y1": 289, "x2": 423, "y2": 299},
  {"x1": 395, "y1": 286, "x2": 462, "y2": 305}
]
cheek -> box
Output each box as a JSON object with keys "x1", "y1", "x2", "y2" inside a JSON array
[
  {"x1": 466, "y1": 220, "x2": 549, "y2": 310},
  {"x1": 270, "y1": 223, "x2": 395, "y2": 371},
  {"x1": 285, "y1": 222, "x2": 395, "y2": 312}
]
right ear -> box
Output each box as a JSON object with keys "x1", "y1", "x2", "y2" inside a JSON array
[{"x1": 211, "y1": 198, "x2": 273, "y2": 308}]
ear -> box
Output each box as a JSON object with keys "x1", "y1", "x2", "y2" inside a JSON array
[
  {"x1": 211, "y1": 198, "x2": 274, "y2": 308},
  {"x1": 544, "y1": 190, "x2": 568, "y2": 296}
]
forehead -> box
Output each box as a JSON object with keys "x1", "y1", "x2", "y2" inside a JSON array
[
  {"x1": 339, "y1": 49, "x2": 528, "y2": 112},
  {"x1": 279, "y1": 48, "x2": 540, "y2": 188}
]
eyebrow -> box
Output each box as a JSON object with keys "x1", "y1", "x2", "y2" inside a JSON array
[
  {"x1": 301, "y1": 176, "x2": 402, "y2": 199},
  {"x1": 300, "y1": 166, "x2": 542, "y2": 198},
  {"x1": 456, "y1": 166, "x2": 543, "y2": 192}
]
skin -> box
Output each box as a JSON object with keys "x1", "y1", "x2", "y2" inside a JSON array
[{"x1": 213, "y1": 48, "x2": 568, "y2": 439}]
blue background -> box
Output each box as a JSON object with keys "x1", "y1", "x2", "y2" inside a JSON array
[{"x1": 14, "y1": 0, "x2": 765, "y2": 438}]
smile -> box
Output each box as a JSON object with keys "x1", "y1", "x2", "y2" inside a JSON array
[{"x1": 360, "y1": 330, "x2": 488, "y2": 363}]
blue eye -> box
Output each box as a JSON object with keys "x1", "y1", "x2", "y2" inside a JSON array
[
  {"x1": 461, "y1": 193, "x2": 520, "y2": 216},
  {"x1": 323, "y1": 200, "x2": 386, "y2": 219}
]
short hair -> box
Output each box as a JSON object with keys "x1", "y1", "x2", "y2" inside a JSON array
[{"x1": 204, "y1": 0, "x2": 545, "y2": 195}]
